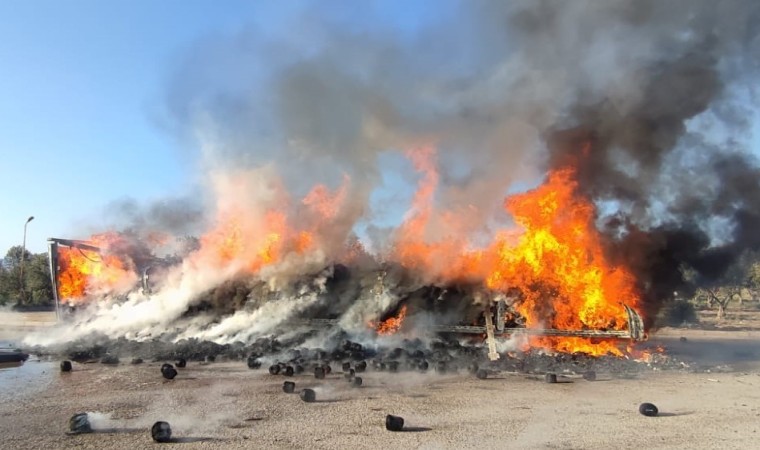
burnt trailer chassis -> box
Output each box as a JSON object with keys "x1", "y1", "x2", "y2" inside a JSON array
[{"x1": 297, "y1": 304, "x2": 645, "y2": 361}]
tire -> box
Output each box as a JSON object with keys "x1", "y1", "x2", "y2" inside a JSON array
[
  {"x1": 350, "y1": 376, "x2": 363, "y2": 387},
  {"x1": 418, "y1": 360, "x2": 429, "y2": 372},
  {"x1": 283, "y1": 381, "x2": 295, "y2": 393},
  {"x1": 639, "y1": 403, "x2": 658, "y2": 417},
  {"x1": 355, "y1": 360, "x2": 367, "y2": 373},
  {"x1": 60, "y1": 361, "x2": 72, "y2": 372},
  {"x1": 342, "y1": 362, "x2": 352, "y2": 372},
  {"x1": 476, "y1": 369, "x2": 488, "y2": 379},
  {"x1": 269, "y1": 365, "x2": 281, "y2": 375},
  {"x1": 545, "y1": 373, "x2": 557, "y2": 384},
  {"x1": 314, "y1": 367, "x2": 326, "y2": 379},
  {"x1": 283, "y1": 366, "x2": 295, "y2": 377},
  {"x1": 176, "y1": 358, "x2": 187, "y2": 368}
]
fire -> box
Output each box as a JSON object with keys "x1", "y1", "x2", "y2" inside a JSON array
[
  {"x1": 374, "y1": 305, "x2": 408, "y2": 335},
  {"x1": 391, "y1": 147, "x2": 642, "y2": 356},
  {"x1": 485, "y1": 167, "x2": 641, "y2": 356},
  {"x1": 54, "y1": 148, "x2": 645, "y2": 358},
  {"x1": 56, "y1": 233, "x2": 138, "y2": 303}
]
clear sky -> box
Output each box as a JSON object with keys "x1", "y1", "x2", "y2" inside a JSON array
[{"x1": 0, "y1": 1, "x2": 280, "y2": 253}]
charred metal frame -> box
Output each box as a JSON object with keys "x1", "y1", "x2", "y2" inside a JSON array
[
  {"x1": 297, "y1": 301, "x2": 646, "y2": 348},
  {"x1": 47, "y1": 238, "x2": 104, "y2": 320}
]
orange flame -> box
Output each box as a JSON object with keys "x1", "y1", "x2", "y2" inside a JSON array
[
  {"x1": 373, "y1": 305, "x2": 408, "y2": 335},
  {"x1": 56, "y1": 233, "x2": 138, "y2": 303},
  {"x1": 485, "y1": 167, "x2": 640, "y2": 356},
  {"x1": 391, "y1": 146, "x2": 642, "y2": 356}
]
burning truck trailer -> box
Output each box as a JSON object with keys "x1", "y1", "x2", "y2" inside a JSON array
[
  {"x1": 47, "y1": 237, "x2": 178, "y2": 316},
  {"x1": 46, "y1": 236, "x2": 646, "y2": 365}
]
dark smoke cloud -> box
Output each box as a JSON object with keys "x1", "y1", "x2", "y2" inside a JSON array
[
  {"x1": 103, "y1": 196, "x2": 205, "y2": 238},
  {"x1": 162, "y1": 0, "x2": 760, "y2": 320}
]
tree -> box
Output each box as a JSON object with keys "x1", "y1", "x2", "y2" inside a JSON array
[
  {"x1": 0, "y1": 246, "x2": 53, "y2": 306},
  {"x1": 25, "y1": 254, "x2": 54, "y2": 305},
  {"x1": 701, "y1": 286, "x2": 740, "y2": 320}
]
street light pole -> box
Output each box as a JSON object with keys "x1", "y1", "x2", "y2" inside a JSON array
[{"x1": 19, "y1": 215, "x2": 34, "y2": 305}]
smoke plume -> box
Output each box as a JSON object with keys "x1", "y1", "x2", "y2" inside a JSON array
[{"x1": 37, "y1": 1, "x2": 760, "y2": 345}]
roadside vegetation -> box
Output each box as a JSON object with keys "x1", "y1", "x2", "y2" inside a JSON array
[{"x1": 0, "y1": 246, "x2": 54, "y2": 307}]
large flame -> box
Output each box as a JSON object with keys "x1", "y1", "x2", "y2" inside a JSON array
[
  {"x1": 484, "y1": 167, "x2": 640, "y2": 356},
  {"x1": 56, "y1": 233, "x2": 138, "y2": 304},
  {"x1": 53, "y1": 148, "x2": 643, "y2": 357}
]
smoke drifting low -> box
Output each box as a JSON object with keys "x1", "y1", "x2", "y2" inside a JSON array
[{"x1": 39, "y1": 1, "x2": 760, "y2": 346}]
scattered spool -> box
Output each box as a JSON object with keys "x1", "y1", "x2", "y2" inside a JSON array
[
  {"x1": 68, "y1": 413, "x2": 92, "y2": 434},
  {"x1": 269, "y1": 365, "x2": 281, "y2": 375},
  {"x1": 283, "y1": 381, "x2": 296, "y2": 393},
  {"x1": 131, "y1": 358, "x2": 143, "y2": 365},
  {"x1": 639, "y1": 403, "x2": 659, "y2": 417},
  {"x1": 151, "y1": 421, "x2": 172, "y2": 443},
  {"x1": 350, "y1": 376, "x2": 363, "y2": 388},
  {"x1": 582, "y1": 371, "x2": 597, "y2": 381},
  {"x1": 476, "y1": 369, "x2": 488, "y2": 380},
  {"x1": 283, "y1": 366, "x2": 295, "y2": 377},
  {"x1": 161, "y1": 364, "x2": 178, "y2": 380},
  {"x1": 385, "y1": 414, "x2": 404, "y2": 432},
  {"x1": 300, "y1": 388, "x2": 316, "y2": 403},
  {"x1": 355, "y1": 361, "x2": 367, "y2": 373},
  {"x1": 176, "y1": 358, "x2": 187, "y2": 368},
  {"x1": 247, "y1": 356, "x2": 261, "y2": 369},
  {"x1": 60, "y1": 360, "x2": 72, "y2": 373},
  {"x1": 314, "y1": 366, "x2": 326, "y2": 379},
  {"x1": 101, "y1": 355, "x2": 119, "y2": 365},
  {"x1": 545, "y1": 373, "x2": 557, "y2": 384}
]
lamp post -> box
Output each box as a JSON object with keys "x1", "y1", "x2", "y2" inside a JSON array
[{"x1": 19, "y1": 215, "x2": 34, "y2": 305}]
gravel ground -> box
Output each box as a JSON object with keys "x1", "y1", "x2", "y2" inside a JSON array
[
  {"x1": 2, "y1": 349, "x2": 760, "y2": 450},
  {"x1": 3, "y1": 314, "x2": 760, "y2": 449}
]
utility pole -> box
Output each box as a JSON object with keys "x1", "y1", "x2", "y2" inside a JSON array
[{"x1": 19, "y1": 215, "x2": 34, "y2": 305}]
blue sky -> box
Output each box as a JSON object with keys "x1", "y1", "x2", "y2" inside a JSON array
[{"x1": 0, "y1": 1, "x2": 279, "y2": 253}]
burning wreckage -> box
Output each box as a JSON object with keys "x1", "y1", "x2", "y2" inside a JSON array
[{"x1": 46, "y1": 211, "x2": 646, "y2": 365}]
